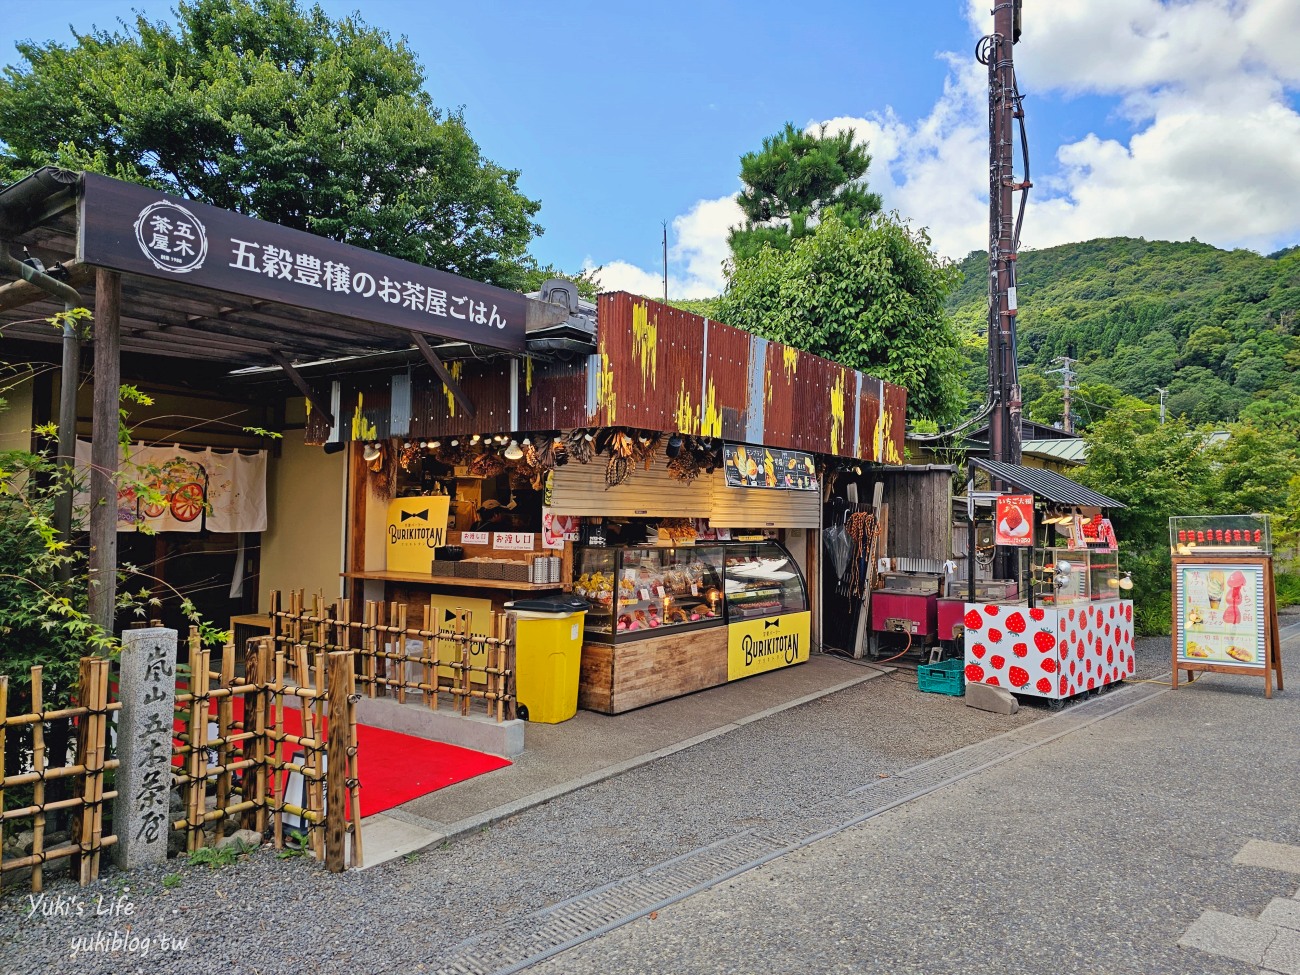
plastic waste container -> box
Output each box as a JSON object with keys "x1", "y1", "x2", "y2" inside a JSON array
[{"x1": 507, "y1": 597, "x2": 587, "y2": 723}]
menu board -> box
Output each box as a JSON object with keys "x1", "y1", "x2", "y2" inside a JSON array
[
  {"x1": 723, "y1": 444, "x2": 817, "y2": 491},
  {"x1": 1174, "y1": 562, "x2": 1266, "y2": 666}
]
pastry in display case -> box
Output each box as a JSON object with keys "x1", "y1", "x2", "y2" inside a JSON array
[
  {"x1": 722, "y1": 542, "x2": 807, "y2": 620},
  {"x1": 1033, "y1": 547, "x2": 1124, "y2": 605},
  {"x1": 575, "y1": 545, "x2": 726, "y2": 642}
]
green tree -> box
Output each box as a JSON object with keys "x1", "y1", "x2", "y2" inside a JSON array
[
  {"x1": 1076, "y1": 412, "x2": 1213, "y2": 634},
  {"x1": 728, "y1": 122, "x2": 882, "y2": 263},
  {"x1": 717, "y1": 212, "x2": 963, "y2": 423},
  {"x1": 0, "y1": 0, "x2": 542, "y2": 287}
]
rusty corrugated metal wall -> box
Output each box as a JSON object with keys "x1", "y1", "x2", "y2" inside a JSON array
[{"x1": 307, "y1": 293, "x2": 908, "y2": 462}]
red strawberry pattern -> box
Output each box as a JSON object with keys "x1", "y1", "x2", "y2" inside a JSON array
[{"x1": 964, "y1": 599, "x2": 1134, "y2": 701}]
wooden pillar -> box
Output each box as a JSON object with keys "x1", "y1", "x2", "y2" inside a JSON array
[
  {"x1": 88, "y1": 269, "x2": 121, "y2": 632},
  {"x1": 324, "y1": 650, "x2": 351, "y2": 872}
]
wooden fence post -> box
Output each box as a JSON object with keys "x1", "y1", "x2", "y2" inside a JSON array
[
  {"x1": 325, "y1": 650, "x2": 351, "y2": 872},
  {"x1": 503, "y1": 614, "x2": 518, "y2": 722},
  {"x1": 0, "y1": 675, "x2": 8, "y2": 892},
  {"x1": 242, "y1": 637, "x2": 272, "y2": 836}
]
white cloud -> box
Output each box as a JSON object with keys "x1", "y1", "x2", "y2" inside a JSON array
[
  {"x1": 596, "y1": 0, "x2": 1300, "y2": 292},
  {"x1": 587, "y1": 194, "x2": 743, "y2": 300}
]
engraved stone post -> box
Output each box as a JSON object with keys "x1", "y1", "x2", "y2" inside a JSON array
[{"x1": 113, "y1": 627, "x2": 177, "y2": 868}]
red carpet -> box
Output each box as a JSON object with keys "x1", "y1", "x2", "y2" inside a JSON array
[{"x1": 166, "y1": 691, "x2": 511, "y2": 817}]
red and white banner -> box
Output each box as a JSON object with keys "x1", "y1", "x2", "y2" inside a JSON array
[{"x1": 994, "y1": 494, "x2": 1034, "y2": 546}]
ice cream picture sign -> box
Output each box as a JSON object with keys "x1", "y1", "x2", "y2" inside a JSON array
[
  {"x1": 1176, "y1": 563, "x2": 1264, "y2": 666},
  {"x1": 1171, "y1": 553, "x2": 1284, "y2": 699}
]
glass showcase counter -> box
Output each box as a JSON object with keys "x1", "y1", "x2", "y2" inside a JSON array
[{"x1": 574, "y1": 541, "x2": 810, "y2": 712}]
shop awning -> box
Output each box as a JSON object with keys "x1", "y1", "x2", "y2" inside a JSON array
[{"x1": 971, "y1": 457, "x2": 1124, "y2": 508}]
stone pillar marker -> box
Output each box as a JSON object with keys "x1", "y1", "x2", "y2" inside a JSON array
[{"x1": 114, "y1": 627, "x2": 177, "y2": 868}]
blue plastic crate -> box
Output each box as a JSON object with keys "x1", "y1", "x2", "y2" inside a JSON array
[{"x1": 917, "y1": 658, "x2": 965, "y2": 696}]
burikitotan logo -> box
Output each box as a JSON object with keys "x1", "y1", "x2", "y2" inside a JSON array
[
  {"x1": 134, "y1": 201, "x2": 208, "y2": 274},
  {"x1": 742, "y1": 619, "x2": 800, "y2": 666}
]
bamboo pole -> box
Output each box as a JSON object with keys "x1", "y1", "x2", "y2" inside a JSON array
[
  {"x1": 214, "y1": 645, "x2": 235, "y2": 843},
  {"x1": 343, "y1": 653, "x2": 363, "y2": 870},
  {"x1": 272, "y1": 646, "x2": 287, "y2": 851},
  {"x1": 394, "y1": 602, "x2": 408, "y2": 705},
  {"x1": 423, "y1": 604, "x2": 437, "y2": 711},
  {"x1": 0, "y1": 674, "x2": 7, "y2": 894},
  {"x1": 29, "y1": 667, "x2": 45, "y2": 892},
  {"x1": 504, "y1": 614, "x2": 518, "y2": 722},
  {"x1": 243, "y1": 639, "x2": 271, "y2": 836},
  {"x1": 364, "y1": 601, "x2": 378, "y2": 698},
  {"x1": 84, "y1": 657, "x2": 110, "y2": 884},
  {"x1": 325, "y1": 651, "x2": 350, "y2": 872},
  {"x1": 187, "y1": 648, "x2": 211, "y2": 852}
]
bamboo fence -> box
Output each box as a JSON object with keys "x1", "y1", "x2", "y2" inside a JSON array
[
  {"x1": 267, "y1": 591, "x2": 517, "y2": 722},
  {"x1": 0, "y1": 658, "x2": 119, "y2": 893},
  {"x1": 171, "y1": 631, "x2": 362, "y2": 871}
]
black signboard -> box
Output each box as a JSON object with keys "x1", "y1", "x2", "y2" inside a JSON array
[
  {"x1": 723, "y1": 443, "x2": 818, "y2": 491},
  {"x1": 77, "y1": 172, "x2": 528, "y2": 352}
]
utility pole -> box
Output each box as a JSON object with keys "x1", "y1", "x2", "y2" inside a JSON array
[
  {"x1": 1048, "y1": 356, "x2": 1076, "y2": 434},
  {"x1": 979, "y1": 0, "x2": 1028, "y2": 583},
  {"x1": 979, "y1": 0, "x2": 1028, "y2": 467},
  {"x1": 662, "y1": 220, "x2": 668, "y2": 304},
  {"x1": 1155, "y1": 386, "x2": 1168, "y2": 424}
]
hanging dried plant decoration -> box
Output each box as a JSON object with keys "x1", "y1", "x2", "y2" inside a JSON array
[{"x1": 604, "y1": 453, "x2": 631, "y2": 489}]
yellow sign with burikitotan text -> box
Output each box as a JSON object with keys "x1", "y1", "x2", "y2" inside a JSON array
[
  {"x1": 385, "y1": 496, "x2": 451, "y2": 573},
  {"x1": 727, "y1": 611, "x2": 810, "y2": 681}
]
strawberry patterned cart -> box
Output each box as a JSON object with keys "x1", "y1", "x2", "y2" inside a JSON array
[
  {"x1": 960, "y1": 461, "x2": 1133, "y2": 705},
  {"x1": 962, "y1": 596, "x2": 1135, "y2": 705}
]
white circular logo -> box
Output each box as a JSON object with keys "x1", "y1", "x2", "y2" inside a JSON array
[{"x1": 133, "y1": 201, "x2": 208, "y2": 274}]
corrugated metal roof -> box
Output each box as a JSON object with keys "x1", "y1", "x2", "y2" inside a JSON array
[
  {"x1": 1021, "y1": 438, "x2": 1089, "y2": 464},
  {"x1": 972, "y1": 458, "x2": 1125, "y2": 508}
]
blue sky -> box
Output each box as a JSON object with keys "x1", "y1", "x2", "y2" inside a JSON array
[{"x1": 5, "y1": 1, "x2": 1300, "y2": 298}]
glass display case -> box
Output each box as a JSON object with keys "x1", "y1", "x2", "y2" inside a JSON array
[
  {"x1": 1032, "y1": 547, "x2": 1123, "y2": 606},
  {"x1": 723, "y1": 542, "x2": 808, "y2": 620},
  {"x1": 574, "y1": 545, "x2": 726, "y2": 642},
  {"x1": 574, "y1": 541, "x2": 808, "y2": 641},
  {"x1": 1169, "y1": 513, "x2": 1272, "y2": 556}
]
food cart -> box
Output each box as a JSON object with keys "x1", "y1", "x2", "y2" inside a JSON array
[{"x1": 958, "y1": 460, "x2": 1135, "y2": 705}]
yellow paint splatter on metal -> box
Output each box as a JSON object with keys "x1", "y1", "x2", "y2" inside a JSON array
[
  {"x1": 829, "y1": 373, "x2": 846, "y2": 455},
  {"x1": 442, "y1": 361, "x2": 464, "y2": 417},
  {"x1": 351, "y1": 393, "x2": 377, "y2": 441},
  {"x1": 525, "y1": 356, "x2": 534, "y2": 394},
  {"x1": 875, "y1": 406, "x2": 902, "y2": 464},
  {"x1": 674, "y1": 381, "x2": 697, "y2": 434},
  {"x1": 596, "y1": 351, "x2": 616, "y2": 424},
  {"x1": 782, "y1": 346, "x2": 799, "y2": 380},
  {"x1": 701, "y1": 380, "x2": 722, "y2": 437},
  {"x1": 631, "y1": 301, "x2": 658, "y2": 390}
]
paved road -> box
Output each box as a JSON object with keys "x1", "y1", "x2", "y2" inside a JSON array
[
  {"x1": 3, "y1": 624, "x2": 1295, "y2": 975},
  {"x1": 524, "y1": 623, "x2": 1300, "y2": 975}
]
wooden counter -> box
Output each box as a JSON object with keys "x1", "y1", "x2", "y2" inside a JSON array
[
  {"x1": 343, "y1": 570, "x2": 562, "y2": 591},
  {"x1": 579, "y1": 626, "x2": 728, "y2": 714}
]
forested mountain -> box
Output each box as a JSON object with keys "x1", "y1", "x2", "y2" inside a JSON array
[{"x1": 947, "y1": 238, "x2": 1300, "y2": 428}]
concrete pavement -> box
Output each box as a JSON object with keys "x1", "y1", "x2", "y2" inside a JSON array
[{"x1": 510, "y1": 618, "x2": 1300, "y2": 975}]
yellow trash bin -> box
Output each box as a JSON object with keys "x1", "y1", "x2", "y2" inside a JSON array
[{"x1": 512, "y1": 609, "x2": 586, "y2": 723}]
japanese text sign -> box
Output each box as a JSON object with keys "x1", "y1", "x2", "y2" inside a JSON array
[
  {"x1": 77, "y1": 173, "x2": 528, "y2": 352},
  {"x1": 995, "y1": 494, "x2": 1034, "y2": 546}
]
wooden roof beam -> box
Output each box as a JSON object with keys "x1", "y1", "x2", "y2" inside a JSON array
[
  {"x1": 268, "y1": 349, "x2": 336, "y2": 428},
  {"x1": 411, "y1": 330, "x2": 474, "y2": 418}
]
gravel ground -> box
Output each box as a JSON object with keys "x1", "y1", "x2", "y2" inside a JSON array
[{"x1": 0, "y1": 633, "x2": 1181, "y2": 974}]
